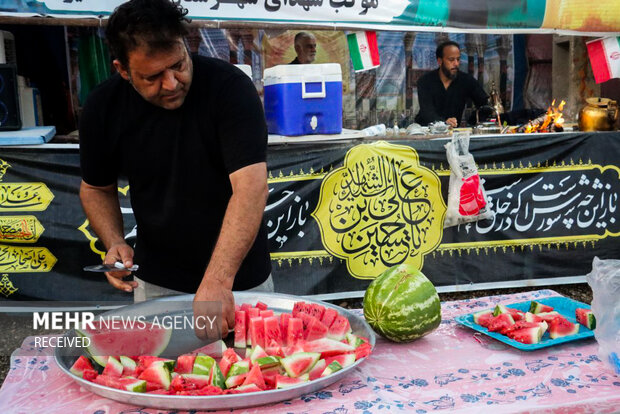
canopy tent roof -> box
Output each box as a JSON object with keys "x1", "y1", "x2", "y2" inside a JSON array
[{"x1": 1, "y1": 0, "x2": 619, "y2": 35}]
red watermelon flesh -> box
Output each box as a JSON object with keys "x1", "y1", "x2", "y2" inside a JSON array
[
  {"x1": 354, "y1": 342, "x2": 372, "y2": 360},
  {"x1": 309, "y1": 304, "x2": 326, "y2": 320},
  {"x1": 145, "y1": 380, "x2": 164, "y2": 392},
  {"x1": 235, "y1": 383, "x2": 263, "y2": 393},
  {"x1": 308, "y1": 359, "x2": 327, "y2": 381},
  {"x1": 477, "y1": 312, "x2": 495, "y2": 328},
  {"x1": 242, "y1": 364, "x2": 266, "y2": 390},
  {"x1": 94, "y1": 375, "x2": 147, "y2": 392},
  {"x1": 281, "y1": 352, "x2": 320, "y2": 377},
  {"x1": 174, "y1": 354, "x2": 196, "y2": 374},
  {"x1": 276, "y1": 374, "x2": 309, "y2": 388},
  {"x1": 70, "y1": 355, "x2": 95, "y2": 378},
  {"x1": 508, "y1": 326, "x2": 543, "y2": 344},
  {"x1": 265, "y1": 339, "x2": 285, "y2": 358},
  {"x1": 327, "y1": 315, "x2": 352, "y2": 341},
  {"x1": 549, "y1": 316, "x2": 579, "y2": 339},
  {"x1": 575, "y1": 308, "x2": 596, "y2": 329},
  {"x1": 298, "y1": 312, "x2": 313, "y2": 329},
  {"x1": 473, "y1": 309, "x2": 493, "y2": 325},
  {"x1": 225, "y1": 372, "x2": 248, "y2": 388},
  {"x1": 246, "y1": 308, "x2": 260, "y2": 346},
  {"x1": 255, "y1": 301, "x2": 268, "y2": 311},
  {"x1": 263, "y1": 316, "x2": 282, "y2": 345},
  {"x1": 524, "y1": 312, "x2": 543, "y2": 323},
  {"x1": 325, "y1": 353, "x2": 356, "y2": 368},
  {"x1": 138, "y1": 361, "x2": 171, "y2": 390},
  {"x1": 488, "y1": 313, "x2": 515, "y2": 333},
  {"x1": 259, "y1": 310, "x2": 274, "y2": 318},
  {"x1": 219, "y1": 348, "x2": 241, "y2": 378},
  {"x1": 102, "y1": 356, "x2": 123, "y2": 377},
  {"x1": 321, "y1": 308, "x2": 339, "y2": 328},
  {"x1": 262, "y1": 368, "x2": 280, "y2": 388},
  {"x1": 234, "y1": 310, "x2": 246, "y2": 348},
  {"x1": 287, "y1": 318, "x2": 304, "y2": 347},
  {"x1": 304, "y1": 317, "x2": 328, "y2": 341},
  {"x1": 292, "y1": 302, "x2": 306, "y2": 317},
  {"x1": 507, "y1": 308, "x2": 525, "y2": 321},
  {"x1": 249, "y1": 317, "x2": 265, "y2": 350},
  {"x1": 280, "y1": 313, "x2": 291, "y2": 345},
  {"x1": 82, "y1": 369, "x2": 98, "y2": 381},
  {"x1": 503, "y1": 321, "x2": 544, "y2": 334},
  {"x1": 536, "y1": 311, "x2": 561, "y2": 323}
]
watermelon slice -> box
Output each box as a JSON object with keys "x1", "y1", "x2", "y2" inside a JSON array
[
  {"x1": 327, "y1": 315, "x2": 351, "y2": 341},
  {"x1": 234, "y1": 310, "x2": 247, "y2": 348},
  {"x1": 487, "y1": 313, "x2": 515, "y2": 333},
  {"x1": 249, "y1": 344, "x2": 269, "y2": 363},
  {"x1": 193, "y1": 354, "x2": 217, "y2": 376},
  {"x1": 280, "y1": 313, "x2": 291, "y2": 345},
  {"x1": 321, "y1": 361, "x2": 343, "y2": 377},
  {"x1": 493, "y1": 305, "x2": 524, "y2": 321},
  {"x1": 190, "y1": 339, "x2": 227, "y2": 358},
  {"x1": 345, "y1": 333, "x2": 365, "y2": 348},
  {"x1": 255, "y1": 301, "x2": 268, "y2": 311},
  {"x1": 529, "y1": 301, "x2": 554, "y2": 314},
  {"x1": 354, "y1": 342, "x2": 372, "y2": 360},
  {"x1": 536, "y1": 311, "x2": 561, "y2": 322},
  {"x1": 82, "y1": 369, "x2": 98, "y2": 381},
  {"x1": 262, "y1": 367, "x2": 281, "y2": 388},
  {"x1": 102, "y1": 356, "x2": 124, "y2": 377},
  {"x1": 246, "y1": 308, "x2": 260, "y2": 346},
  {"x1": 304, "y1": 317, "x2": 328, "y2": 342},
  {"x1": 174, "y1": 354, "x2": 196, "y2": 374},
  {"x1": 524, "y1": 312, "x2": 543, "y2": 323},
  {"x1": 259, "y1": 310, "x2": 274, "y2": 318},
  {"x1": 302, "y1": 338, "x2": 355, "y2": 358},
  {"x1": 120, "y1": 355, "x2": 137, "y2": 376},
  {"x1": 275, "y1": 373, "x2": 309, "y2": 388},
  {"x1": 287, "y1": 318, "x2": 304, "y2": 347},
  {"x1": 320, "y1": 308, "x2": 339, "y2": 328},
  {"x1": 207, "y1": 361, "x2": 226, "y2": 389},
  {"x1": 255, "y1": 355, "x2": 281, "y2": 369},
  {"x1": 70, "y1": 355, "x2": 95, "y2": 378},
  {"x1": 136, "y1": 356, "x2": 174, "y2": 376},
  {"x1": 77, "y1": 320, "x2": 171, "y2": 368},
  {"x1": 263, "y1": 316, "x2": 282, "y2": 345},
  {"x1": 242, "y1": 364, "x2": 266, "y2": 390},
  {"x1": 280, "y1": 352, "x2": 320, "y2": 377},
  {"x1": 549, "y1": 316, "x2": 579, "y2": 339},
  {"x1": 249, "y1": 317, "x2": 266, "y2": 350},
  {"x1": 298, "y1": 312, "x2": 313, "y2": 329},
  {"x1": 473, "y1": 309, "x2": 493, "y2": 324},
  {"x1": 507, "y1": 326, "x2": 543, "y2": 344},
  {"x1": 94, "y1": 375, "x2": 147, "y2": 392},
  {"x1": 265, "y1": 338, "x2": 285, "y2": 358},
  {"x1": 575, "y1": 308, "x2": 596, "y2": 329},
  {"x1": 324, "y1": 353, "x2": 356, "y2": 368},
  {"x1": 138, "y1": 360, "x2": 172, "y2": 390},
  {"x1": 170, "y1": 373, "x2": 210, "y2": 392},
  {"x1": 225, "y1": 372, "x2": 248, "y2": 388},
  {"x1": 219, "y1": 348, "x2": 241, "y2": 378},
  {"x1": 292, "y1": 302, "x2": 307, "y2": 317},
  {"x1": 308, "y1": 303, "x2": 326, "y2": 320},
  {"x1": 235, "y1": 383, "x2": 263, "y2": 393},
  {"x1": 308, "y1": 359, "x2": 327, "y2": 381}
]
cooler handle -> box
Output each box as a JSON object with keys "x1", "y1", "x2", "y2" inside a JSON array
[{"x1": 301, "y1": 76, "x2": 326, "y2": 99}]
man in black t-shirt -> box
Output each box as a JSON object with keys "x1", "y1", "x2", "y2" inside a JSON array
[
  {"x1": 79, "y1": 0, "x2": 271, "y2": 338},
  {"x1": 415, "y1": 41, "x2": 488, "y2": 127}
]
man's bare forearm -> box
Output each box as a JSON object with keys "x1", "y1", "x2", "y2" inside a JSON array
[{"x1": 79, "y1": 180, "x2": 126, "y2": 250}]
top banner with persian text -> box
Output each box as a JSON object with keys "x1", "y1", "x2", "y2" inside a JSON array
[
  {"x1": 2, "y1": 1, "x2": 619, "y2": 33},
  {"x1": 0, "y1": 132, "x2": 618, "y2": 302}
]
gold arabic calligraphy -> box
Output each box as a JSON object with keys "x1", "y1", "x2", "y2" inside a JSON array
[{"x1": 313, "y1": 141, "x2": 446, "y2": 278}]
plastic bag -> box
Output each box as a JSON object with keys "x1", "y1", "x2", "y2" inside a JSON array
[
  {"x1": 444, "y1": 132, "x2": 494, "y2": 228},
  {"x1": 586, "y1": 257, "x2": 620, "y2": 374}
]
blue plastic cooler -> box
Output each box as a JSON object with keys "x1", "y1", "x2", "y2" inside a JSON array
[{"x1": 263, "y1": 64, "x2": 342, "y2": 136}]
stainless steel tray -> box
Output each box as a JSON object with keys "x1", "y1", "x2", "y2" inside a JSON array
[{"x1": 54, "y1": 291, "x2": 375, "y2": 410}]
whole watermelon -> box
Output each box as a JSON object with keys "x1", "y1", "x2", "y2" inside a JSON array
[{"x1": 363, "y1": 264, "x2": 441, "y2": 342}]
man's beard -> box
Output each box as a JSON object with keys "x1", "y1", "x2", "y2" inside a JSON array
[{"x1": 441, "y1": 65, "x2": 457, "y2": 80}]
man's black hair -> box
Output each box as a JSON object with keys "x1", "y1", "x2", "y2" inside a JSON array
[
  {"x1": 106, "y1": 0, "x2": 190, "y2": 68},
  {"x1": 436, "y1": 40, "x2": 460, "y2": 59}
]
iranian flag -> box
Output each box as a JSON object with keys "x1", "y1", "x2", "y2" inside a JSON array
[
  {"x1": 586, "y1": 37, "x2": 620, "y2": 84},
  {"x1": 347, "y1": 31, "x2": 380, "y2": 72}
]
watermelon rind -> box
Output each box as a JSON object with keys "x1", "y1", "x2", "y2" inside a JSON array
[
  {"x1": 280, "y1": 352, "x2": 320, "y2": 378},
  {"x1": 363, "y1": 264, "x2": 441, "y2": 343},
  {"x1": 227, "y1": 360, "x2": 250, "y2": 378},
  {"x1": 193, "y1": 355, "x2": 217, "y2": 376},
  {"x1": 275, "y1": 373, "x2": 309, "y2": 389},
  {"x1": 492, "y1": 305, "x2": 508, "y2": 317},
  {"x1": 137, "y1": 361, "x2": 171, "y2": 390},
  {"x1": 321, "y1": 361, "x2": 343, "y2": 377},
  {"x1": 473, "y1": 309, "x2": 493, "y2": 324},
  {"x1": 345, "y1": 333, "x2": 365, "y2": 348},
  {"x1": 102, "y1": 356, "x2": 124, "y2": 377},
  {"x1": 529, "y1": 301, "x2": 554, "y2": 314},
  {"x1": 208, "y1": 361, "x2": 227, "y2": 389},
  {"x1": 120, "y1": 356, "x2": 137, "y2": 376},
  {"x1": 256, "y1": 356, "x2": 281, "y2": 369},
  {"x1": 576, "y1": 308, "x2": 596, "y2": 330}
]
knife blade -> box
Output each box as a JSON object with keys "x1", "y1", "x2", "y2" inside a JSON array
[{"x1": 83, "y1": 262, "x2": 139, "y2": 272}]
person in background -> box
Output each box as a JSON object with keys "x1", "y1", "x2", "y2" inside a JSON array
[
  {"x1": 78, "y1": 0, "x2": 272, "y2": 339},
  {"x1": 415, "y1": 40, "x2": 488, "y2": 127},
  {"x1": 290, "y1": 32, "x2": 317, "y2": 64}
]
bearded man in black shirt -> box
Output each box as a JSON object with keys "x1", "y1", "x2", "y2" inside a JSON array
[
  {"x1": 415, "y1": 41, "x2": 488, "y2": 127},
  {"x1": 79, "y1": 0, "x2": 272, "y2": 339}
]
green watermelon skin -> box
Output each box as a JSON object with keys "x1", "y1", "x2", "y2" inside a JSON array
[{"x1": 364, "y1": 264, "x2": 441, "y2": 342}]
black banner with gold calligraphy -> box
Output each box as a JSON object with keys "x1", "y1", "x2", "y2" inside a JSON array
[{"x1": 0, "y1": 131, "x2": 619, "y2": 301}]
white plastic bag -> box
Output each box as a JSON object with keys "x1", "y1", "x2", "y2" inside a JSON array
[
  {"x1": 444, "y1": 132, "x2": 494, "y2": 228},
  {"x1": 586, "y1": 257, "x2": 620, "y2": 374}
]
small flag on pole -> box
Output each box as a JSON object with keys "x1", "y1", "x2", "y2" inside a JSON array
[
  {"x1": 586, "y1": 37, "x2": 620, "y2": 84},
  {"x1": 347, "y1": 31, "x2": 380, "y2": 72}
]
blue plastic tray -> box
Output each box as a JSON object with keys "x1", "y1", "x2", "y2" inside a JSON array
[{"x1": 454, "y1": 296, "x2": 595, "y2": 351}]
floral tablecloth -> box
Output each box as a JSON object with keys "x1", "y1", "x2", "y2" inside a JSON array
[{"x1": 0, "y1": 289, "x2": 618, "y2": 414}]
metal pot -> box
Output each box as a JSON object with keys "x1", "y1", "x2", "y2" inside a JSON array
[{"x1": 578, "y1": 97, "x2": 619, "y2": 131}]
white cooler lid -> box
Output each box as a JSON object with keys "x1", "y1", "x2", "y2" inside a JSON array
[
  {"x1": 263, "y1": 63, "x2": 342, "y2": 86},
  {"x1": 234, "y1": 64, "x2": 252, "y2": 79}
]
